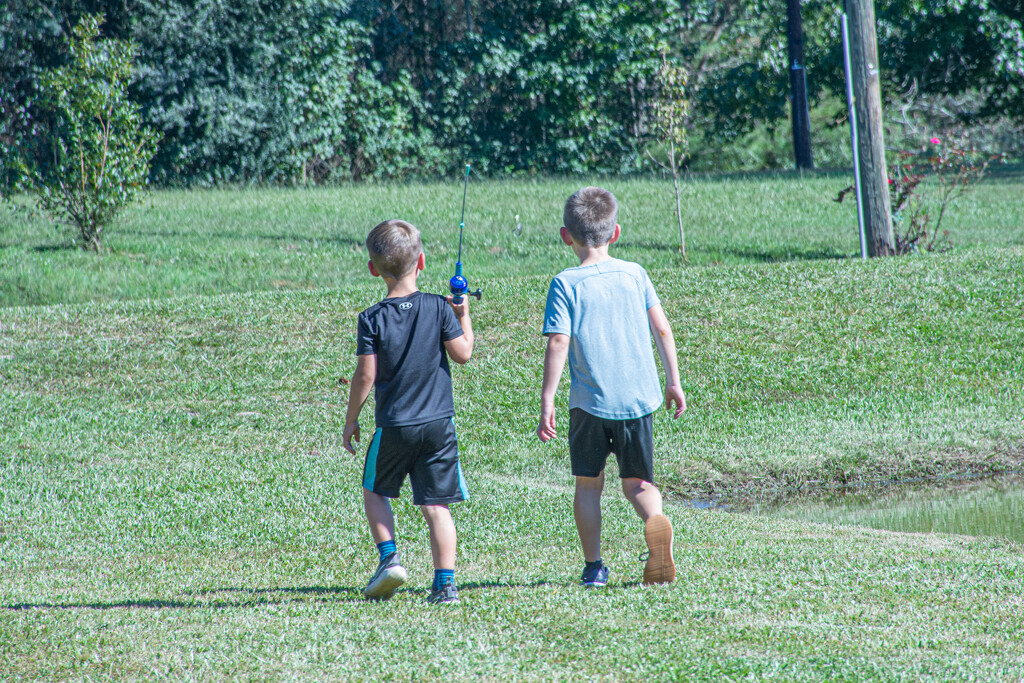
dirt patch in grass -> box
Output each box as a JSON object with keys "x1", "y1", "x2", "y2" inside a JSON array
[{"x1": 667, "y1": 442, "x2": 1024, "y2": 508}]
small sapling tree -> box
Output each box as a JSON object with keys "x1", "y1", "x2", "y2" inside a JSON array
[
  {"x1": 13, "y1": 14, "x2": 158, "y2": 251},
  {"x1": 647, "y1": 50, "x2": 690, "y2": 260}
]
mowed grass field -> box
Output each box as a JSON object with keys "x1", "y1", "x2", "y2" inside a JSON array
[
  {"x1": 2, "y1": 173, "x2": 1023, "y2": 679},
  {"x1": 2, "y1": 171, "x2": 1022, "y2": 307}
]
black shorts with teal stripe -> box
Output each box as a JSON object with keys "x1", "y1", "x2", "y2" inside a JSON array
[{"x1": 362, "y1": 417, "x2": 469, "y2": 505}]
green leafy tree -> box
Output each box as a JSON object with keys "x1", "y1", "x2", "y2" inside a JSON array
[
  {"x1": 1, "y1": 2, "x2": 135, "y2": 188},
  {"x1": 14, "y1": 13, "x2": 157, "y2": 251},
  {"x1": 131, "y1": 0, "x2": 307, "y2": 184},
  {"x1": 358, "y1": 0, "x2": 676, "y2": 174},
  {"x1": 687, "y1": 0, "x2": 1023, "y2": 163},
  {"x1": 8, "y1": 0, "x2": 1017, "y2": 183},
  {"x1": 647, "y1": 50, "x2": 690, "y2": 259},
  {"x1": 464, "y1": 0, "x2": 675, "y2": 174},
  {"x1": 129, "y1": 0, "x2": 435, "y2": 184}
]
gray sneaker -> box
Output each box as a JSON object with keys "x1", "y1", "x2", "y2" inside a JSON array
[
  {"x1": 363, "y1": 551, "x2": 409, "y2": 601},
  {"x1": 427, "y1": 583, "x2": 460, "y2": 604}
]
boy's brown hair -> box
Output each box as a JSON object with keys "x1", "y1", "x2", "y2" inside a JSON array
[
  {"x1": 366, "y1": 219, "x2": 423, "y2": 279},
  {"x1": 563, "y1": 186, "x2": 618, "y2": 246}
]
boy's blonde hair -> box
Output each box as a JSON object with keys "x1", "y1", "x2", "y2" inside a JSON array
[
  {"x1": 366, "y1": 219, "x2": 423, "y2": 279},
  {"x1": 563, "y1": 186, "x2": 618, "y2": 246}
]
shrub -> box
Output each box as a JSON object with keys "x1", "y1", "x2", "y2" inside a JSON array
[
  {"x1": 834, "y1": 135, "x2": 1000, "y2": 255},
  {"x1": 10, "y1": 14, "x2": 157, "y2": 251},
  {"x1": 887, "y1": 136, "x2": 1000, "y2": 255}
]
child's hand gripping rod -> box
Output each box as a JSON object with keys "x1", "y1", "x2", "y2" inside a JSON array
[{"x1": 449, "y1": 163, "x2": 483, "y2": 304}]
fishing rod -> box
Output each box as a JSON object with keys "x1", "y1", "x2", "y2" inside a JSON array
[{"x1": 449, "y1": 163, "x2": 483, "y2": 304}]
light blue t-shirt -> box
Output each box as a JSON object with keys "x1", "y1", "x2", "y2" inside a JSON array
[{"x1": 542, "y1": 258, "x2": 663, "y2": 420}]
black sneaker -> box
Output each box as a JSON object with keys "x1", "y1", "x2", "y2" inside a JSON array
[
  {"x1": 363, "y1": 551, "x2": 409, "y2": 601},
  {"x1": 580, "y1": 562, "x2": 610, "y2": 588},
  {"x1": 427, "y1": 583, "x2": 460, "y2": 604}
]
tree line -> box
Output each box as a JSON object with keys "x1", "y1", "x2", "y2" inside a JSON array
[{"x1": 2, "y1": 0, "x2": 1021, "y2": 186}]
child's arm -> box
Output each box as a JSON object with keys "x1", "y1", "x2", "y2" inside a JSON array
[
  {"x1": 444, "y1": 296, "x2": 475, "y2": 364},
  {"x1": 647, "y1": 304, "x2": 686, "y2": 418},
  {"x1": 343, "y1": 354, "x2": 376, "y2": 454},
  {"x1": 537, "y1": 333, "x2": 570, "y2": 442}
]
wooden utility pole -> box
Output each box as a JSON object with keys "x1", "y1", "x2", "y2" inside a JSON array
[
  {"x1": 843, "y1": 0, "x2": 894, "y2": 255},
  {"x1": 786, "y1": 0, "x2": 813, "y2": 169}
]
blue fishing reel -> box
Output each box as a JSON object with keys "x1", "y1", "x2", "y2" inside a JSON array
[{"x1": 449, "y1": 259, "x2": 482, "y2": 304}]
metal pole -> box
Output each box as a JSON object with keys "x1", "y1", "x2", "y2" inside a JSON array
[
  {"x1": 787, "y1": 0, "x2": 813, "y2": 169},
  {"x1": 842, "y1": 13, "x2": 868, "y2": 261}
]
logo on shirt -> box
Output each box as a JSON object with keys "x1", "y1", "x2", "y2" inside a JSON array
[{"x1": 399, "y1": 302, "x2": 413, "y2": 310}]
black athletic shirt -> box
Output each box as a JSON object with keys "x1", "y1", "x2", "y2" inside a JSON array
[{"x1": 356, "y1": 291, "x2": 464, "y2": 427}]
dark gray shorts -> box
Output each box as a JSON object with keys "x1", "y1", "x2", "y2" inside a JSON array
[
  {"x1": 568, "y1": 408, "x2": 655, "y2": 482},
  {"x1": 362, "y1": 417, "x2": 469, "y2": 505}
]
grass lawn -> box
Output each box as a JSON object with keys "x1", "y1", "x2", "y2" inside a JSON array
[
  {"x1": 2, "y1": 174, "x2": 1023, "y2": 679},
  {"x1": 2, "y1": 171, "x2": 1022, "y2": 308}
]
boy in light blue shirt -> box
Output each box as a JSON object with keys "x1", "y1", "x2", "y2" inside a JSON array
[{"x1": 537, "y1": 186, "x2": 686, "y2": 587}]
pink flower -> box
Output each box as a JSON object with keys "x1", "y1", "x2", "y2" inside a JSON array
[
  {"x1": 930, "y1": 137, "x2": 941, "y2": 144},
  {"x1": 888, "y1": 178, "x2": 894, "y2": 185}
]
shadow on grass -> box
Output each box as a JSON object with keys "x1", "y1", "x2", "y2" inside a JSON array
[
  {"x1": 128, "y1": 228, "x2": 363, "y2": 248},
  {"x1": 30, "y1": 243, "x2": 78, "y2": 253},
  {"x1": 8, "y1": 231, "x2": 360, "y2": 252},
  {"x1": 459, "y1": 579, "x2": 653, "y2": 592},
  {"x1": 3, "y1": 585, "x2": 364, "y2": 611},
  {"x1": 699, "y1": 245, "x2": 849, "y2": 263},
  {"x1": 1, "y1": 580, "x2": 594, "y2": 610},
  {"x1": 457, "y1": 579, "x2": 560, "y2": 592},
  {"x1": 2, "y1": 581, "x2": 638, "y2": 610},
  {"x1": 622, "y1": 167, "x2": 857, "y2": 184},
  {"x1": 622, "y1": 240, "x2": 849, "y2": 263}
]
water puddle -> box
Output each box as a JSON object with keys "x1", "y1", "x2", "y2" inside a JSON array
[{"x1": 740, "y1": 474, "x2": 1024, "y2": 543}]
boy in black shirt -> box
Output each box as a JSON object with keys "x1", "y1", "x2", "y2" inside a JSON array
[{"x1": 343, "y1": 219, "x2": 475, "y2": 604}]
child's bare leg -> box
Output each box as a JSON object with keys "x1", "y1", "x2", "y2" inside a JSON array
[
  {"x1": 363, "y1": 488, "x2": 396, "y2": 544},
  {"x1": 621, "y1": 477, "x2": 664, "y2": 522},
  {"x1": 362, "y1": 488, "x2": 409, "y2": 601},
  {"x1": 623, "y1": 477, "x2": 676, "y2": 584},
  {"x1": 419, "y1": 504, "x2": 457, "y2": 570},
  {"x1": 574, "y1": 472, "x2": 605, "y2": 563}
]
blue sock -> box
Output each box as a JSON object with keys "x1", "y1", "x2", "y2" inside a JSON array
[
  {"x1": 433, "y1": 569, "x2": 455, "y2": 590},
  {"x1": 376, "y1": 540, "x2": 397, "y2": 561}
]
